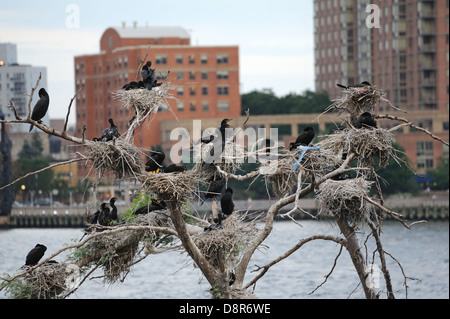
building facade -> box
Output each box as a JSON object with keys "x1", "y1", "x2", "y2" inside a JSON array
[
  {"x1": 0, "y1": 43, "x2": 48, "y2": 133},
  {"x1": 313, "y1": 0, "x2": 449, "y2": 172},
  {"x1": 74, "y1": 25, "x2": 240, "y2": 177}
]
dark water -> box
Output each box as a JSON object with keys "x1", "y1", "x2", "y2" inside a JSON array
[{"x1": 0, "y1": 220, "x2": 448, "y2": 299}]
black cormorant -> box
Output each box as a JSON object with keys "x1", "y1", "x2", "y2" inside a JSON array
[
  {"x1": 133, "y1": 200, "x2": 167, "y2": 215},
  {"x1": 289, "y1": 127, "x2": 315, "y2": 151},
  {"x1": 102, "y1": 119, "x2": 120, "y2": 142},
  {"x1": 109, "y1": 197, "x2": 119, "y2": 222},
  {"x1": 336, "y1": 81, "x2": 372, "y2": 89},
  {"x1": 29, "y1": 88, "x2": 50, "y2": 132},
  {"x1": 204, "y1": 212, "x2": 224, "y2": 232},
  {"x1": 353, "y1": 112, "x2": 377, "y2": 129},
  {"x1": 200, "y1": 119, "x2": 232, "y2": 172},
  {"x1": 25, "y1": 244, "x2": 47, "y2": 266},
  {"x1": 163, "y1": 163, "x2": 187, "y2": 173},
  {"x1": 89, "y1": 202, "x2": 109, "y2": 224},
  {"x1": 204, "y1": 175, "x2": 225, "y2": 200},
  {"x1": 145, "y1": 151, "x2": 166, "y2": 173},
  {"x1": 220, "y1": 188, "x2": 235, "y2": 217}
]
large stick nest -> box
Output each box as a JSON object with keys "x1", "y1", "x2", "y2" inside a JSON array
[
  {"x1": 136, "y1": 170, "x2": 202, "y2": 202},
  {"x1": 14, "y1": 262, "x2": 70, "y2": 299},
  {"x1": 291, "y1": 146, "x2": 342, "y2": 180},
  {"x1": 112, "y1": 82, "x2": 177, "y2": 120},
  {"x1": 261, "y1": 156, "x2": 297, "y2": 198},
  {"x1": 86, "y1": 139, "x2": 144, "y2": 179},
  {"x1": 191, "y1": 214, "x2": 259, "y2": 270},
  {"x1": 317, "y1": 128, "x2": 394, "y2": 169},
  {"x1": 316, "y1": 177, "x2": 373, "y2": 220},
  {"x1": 330, "y1": 86, "x2": 384, "y2": 122}
]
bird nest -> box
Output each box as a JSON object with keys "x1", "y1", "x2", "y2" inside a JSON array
[
  {"x1": 7, "y1": 262, "x2": 70, "y2": 299},
  {"x1": 291, "y1": 146, "x2": 342, "y2": 180},
  {"x1": 317, "y1": 128, "x2": 394, "y2": 169},
  {"x1": 112, "y1": 82, "x2": 177, "y2": 120},
  {"x1": 136, "y1": 170, "x2": 200, "y2": 202},
  {"x1": 330, "y1": 86, "x2": 384, "y2": 122},
  {"x1": 86, "y1": 139, "x2": 144, "y2": 179},
  {"x1": 86, "y1": 229, "x2": 144, "y2": 284},
  {"x1": 192, "y1": 214, "x2": 259, "y2": 270},
  {"x1": 316, "y1": 177, "x2": 373, "y2": 220},
  {"x1": 194, "y1": 141, "x2": 246, "y2": 175},
  {"x1": 261, "y1": 157, "x2": 297, "y2": 198}
]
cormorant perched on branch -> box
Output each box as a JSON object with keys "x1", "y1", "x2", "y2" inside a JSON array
[
  {"x1": 25, "y1": 244, "x2": 47, "y2": 266},
  {"x1": 29, "y1": 88, "x2": 49, "y2": 132},
  {"x1": 89, "y1": 202, "x2": 110, "y2": 224},
  {"x1": 133, "y1": 200, "x2": 167, "y2": 215},
  {"x1": 163, "y1": 163, "x2": 187, "y2": 173},
  {"x1": 109, "y1": 197, "x2": 119, "y2": 223},
  {"x1": 336, "y1": 81, "x2": 372, "y2": 90},
  {"x1": 353, "y1": 112, "x2": 377, "y2": 129},
  {"x1": 220, "y1": 188, "x2": 235, "y2": 217},
  {"x1": 203, "y1": 175, "x2": 225, "y2": 200},
  {"x1": 145, "y1": 151, "x2": 166, "y2": 173},
  {"x1": 289, "y1": 127, "x2": 315, "y2": 151},
  {"x1": 204, "y1": 212, "x2": 224, "y2": 232},
  {"x1": 200, "y1": 119, "x2": 232, "y2": 172},
  {"x1": 93, "y1": 119, "x2": 120, "y2": 142}
]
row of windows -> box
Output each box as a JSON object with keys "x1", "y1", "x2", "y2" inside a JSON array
[
  {"x1": 157, "y1": 53, "x2": 229, "y2": 66},
  {"x1": 176, "y1": 86, "x2": 229, "y2": 97},
  {"x1": 176, "y1": 101, "x2": 229, "y2": 113}
]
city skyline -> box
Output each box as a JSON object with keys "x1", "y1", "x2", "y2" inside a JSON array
[{"x1": 0, "y1": 1, "x2": 315, "y2": 124}]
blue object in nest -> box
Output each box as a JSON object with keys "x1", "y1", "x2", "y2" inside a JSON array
[{"x1": 293, "y1": 146, "x2": 321, "y2": 170}]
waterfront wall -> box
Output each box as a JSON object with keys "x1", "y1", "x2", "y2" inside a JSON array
[{"x1": 2, "y1": 197, "x2": 448, "y2": 228}]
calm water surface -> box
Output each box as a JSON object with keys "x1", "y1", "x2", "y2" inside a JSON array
[{"x1": 0, "y1": 220, "x2": 448, "y2": 299}]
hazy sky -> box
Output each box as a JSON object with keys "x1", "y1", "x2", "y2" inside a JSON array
[{"x1": 0, "y1": 0, "x2": 315, "y2": 124}]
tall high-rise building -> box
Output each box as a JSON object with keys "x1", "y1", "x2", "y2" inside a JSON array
[
  {"x1": 74, "y1": 24, "x2": 240, "y2": 177},
  {"x1": 313, "y1": 0, "x2": 449, "y2": 172},
  {"x1": 0, "y1": 43, "x2": 48, "y2": 133}
]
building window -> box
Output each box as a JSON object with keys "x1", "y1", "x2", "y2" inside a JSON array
[
  {"x1": 190, "y1": 87, "x2": 196, "y2": 96},
  {"x1": 176, "y1": 55, "x2": 183, "y2": 64},
  {"x1": 217, "y1": 54, "x2": 229, "y2": 64},
  {"x1": 201, "y1": 71, "x2": 208, "y2": 80},
  {"x1": 217, "y1": 71, "x2": 229, "y2": 80},
  {"x1": 177, "y1": 102, "x2": 184, "y2": 112},
  {"x1": 177, "y1": 72, "x2": 183, "y2": 80},
  {"x1": 202, "y1": 87, "x2": 208, "y2": 96},
  {"x1": 177, "y1": 87, "x2": 184, "y2": 96},
  {"x1": 156, "y1": 55, "x2": 167, "y2": 65},
  {"x1": 189, "y1": 71, "x2": 196, "y2": 80},
  {"x1": 201, "y1": 54, "x2": 208, "y2": 64},
  {"x1": 202, "y1": 101, "x2": 209, "y2": 111},
  {"x1": 189, "y1": 54, "x2": 195, "y2": 64},
  {"x1": 218, "y1": 101, "x2": 229, "y2": 112},
  {"x1": 218, "y1": 86, "x2": 229, "y2": 95},
  {"x1": 190, "y1": 102, "x2": 197, "y2": 111}
]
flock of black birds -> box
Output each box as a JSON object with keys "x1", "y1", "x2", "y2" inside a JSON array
[{"x1": 23, "y1": 78, "x2": 379, "y2": 267}]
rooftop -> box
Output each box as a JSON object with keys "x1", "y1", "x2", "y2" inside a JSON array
[{"x1": 112, "y1": 24, "x2": 191, "y2": 39}]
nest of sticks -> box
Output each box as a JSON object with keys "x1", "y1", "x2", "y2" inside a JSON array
[
  {"x1": 86, "y1": 139, "x2": 144, "y2": 179},
  {"x1": 291, "y1": 146, "x2": 342, "y2": 180},
  {"x1": 261, "y1": 156, "x2": 297, "y2": 198},
  {"x1": 17, "y1": 262, "x2": 69, "y2": 299},
  {"x1": 112, "y1": 82, "x2": 177, "y2": 121},
  {"x1": 330, "y1": 85, "x2": 384, "y2": 122},
  {"x1": 87, "y1": 229, "x2": 144, "y2": 284},
  {"x1": 317, "y1": 128, "x2": 394, "y2": 169},
  {"x1": 317, "y1": 177, "x2": 373, "y2": 220},
  {"x1": 192, "y1": 214, "x2": 259, "y2": 270},
  {"x1": 136, "y1": 170, "x2": 201, "y2": 202}
]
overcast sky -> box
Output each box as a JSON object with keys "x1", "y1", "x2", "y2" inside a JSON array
[{"x1": 0, "y1": 0, "x2": 315, "y2": 124}]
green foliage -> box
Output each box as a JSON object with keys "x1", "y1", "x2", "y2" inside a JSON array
[
  {"x1": 0, "y1": 274, "x2": 33, "y2": 299},
  {"x1": 426, "y1": 157, "x2": 449, "y2": 190},
  {"x1": 375, "y1": 143, "x2": 420, "y2": 196},
  {"x1": 241, "y1": 89, "x2": 331, "y2": 116}
]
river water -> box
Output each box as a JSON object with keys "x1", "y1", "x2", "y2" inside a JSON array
[{"x1": 0, "y1": 220, "x2": 448, "y2": 299}]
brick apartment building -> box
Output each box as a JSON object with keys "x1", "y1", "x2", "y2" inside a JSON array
[
  {"x1": 313, "y1": 0, "x2": 449, "y2": 172},
  {"x1": 74, "y1": 24, "x2": 240, "y2": 177}
]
